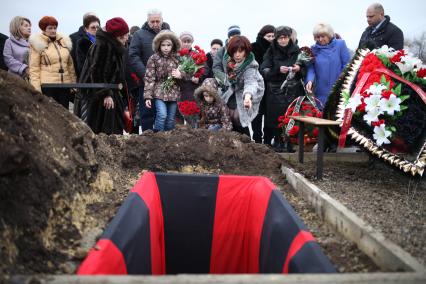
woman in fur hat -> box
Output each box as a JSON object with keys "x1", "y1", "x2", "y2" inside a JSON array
[
  {"x1": 194, "y1": 78, "x2": 232, "y2": 131},
  {"x1": 144, "y1": 30, "x2": 185, "y2": 132},
  {"x1": 78, "y1": 17, "x2": 129, "y2": 135},
  {"x1": 29, "y1": 16, "x2": 76, "y2": 108}
]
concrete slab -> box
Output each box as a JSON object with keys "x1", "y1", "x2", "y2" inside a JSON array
[
  {"x1": 280, "y1": 152, "x2": 369, "y2": 164},
  {"x1": 10, "y1": 272, "x2": 426, "y2": 284},
  {"x1": 282, "y1": 166, "x2": 425, "y2": 273}
]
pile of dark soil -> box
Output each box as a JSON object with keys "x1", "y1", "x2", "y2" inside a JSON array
[
  {"x1": 0, "y1": 70, "x2": 379, "y2": 279},
  {"x1": 287, "y1": 156, "x2": 426, "y2": 266}
]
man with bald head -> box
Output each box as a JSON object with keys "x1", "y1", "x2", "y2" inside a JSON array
[{"x1": 358, "y1": 3, "x2": 404, "y2": 50}]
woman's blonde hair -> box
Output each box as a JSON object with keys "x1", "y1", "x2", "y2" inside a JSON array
[
  {"x1": 9, "y1": 16, "x2": 31, "y2": 39},
  {"x1": 312, "y1": 22, "x2": 334, "y2": 39}
]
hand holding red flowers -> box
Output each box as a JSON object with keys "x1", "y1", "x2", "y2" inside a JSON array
[{"x1": 161, "y1": 45, "x2": 208, "y2": 92}]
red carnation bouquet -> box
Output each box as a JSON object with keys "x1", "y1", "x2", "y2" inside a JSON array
[
  {"x1": 177, "y1": 100, "x2": 201, "y2": 128},
  {"x1": 278, "y1": 95, "x2": 323, "y2": 145},
  {"x1": 162, "y1": 45, "x2": 208, "y2": 92}
]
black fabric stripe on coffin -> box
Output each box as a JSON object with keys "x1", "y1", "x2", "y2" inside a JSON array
[
  {"x1": 155, "y1": 172, "x2": 219, "y2": 274},
  {"x1": 102, "y1": 192, "x2": 152, "y2": 274},
  {"x1": 289, "y1": 240, "x2": 336, "y2": 273},
  {"x1": 259, "y1": 190, "x2": 335, "y2": 273},
  {"x1": 259, "y1": 190, "x2": 302, "y2": 273}
]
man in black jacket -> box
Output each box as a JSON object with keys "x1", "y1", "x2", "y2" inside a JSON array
[
  {"x1": 128, "y1": 9, "x2": 170, "y2": 132},
  {"x1": 358, "y1": 3, "x2": 404, "y2": 50},
  {"x1": 0, "y1": 33, "x2": 8, "y2": 71}
]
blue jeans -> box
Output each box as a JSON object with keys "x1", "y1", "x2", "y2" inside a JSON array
[
  {"x1": 138, "y1": 85, "x2": 155, "y2": 131},
  {"x1": 154, "y1": 99, "x2": 177, "y2": 131}
]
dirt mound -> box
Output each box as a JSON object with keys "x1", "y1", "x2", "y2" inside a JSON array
[{"x1": 0, "y1": 70, "x2": 282, "y2": 276}]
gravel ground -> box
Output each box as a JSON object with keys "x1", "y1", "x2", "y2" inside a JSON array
[{"x1": 286, "y1": 156, "x2": 426, "y2": 266}]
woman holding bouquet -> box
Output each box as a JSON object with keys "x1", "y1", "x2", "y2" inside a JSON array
[
  {"x1": 261, "y1": 26, "x2": 305, "y2": 152},
  {"x1": 144, "y1": 30, "x2": 183, "y2": 132},
  {"x1": 305, "y1": 23, "x2": 350, "y2": 107},
  {"x1": 220, "y1": 35, "x2": 265, "y2": 136}
]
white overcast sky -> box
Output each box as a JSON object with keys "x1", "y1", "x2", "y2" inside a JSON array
[{"x1": 1, "y1": 0, "x2": 425, "y2": 52}]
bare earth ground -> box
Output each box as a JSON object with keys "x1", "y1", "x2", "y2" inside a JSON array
[{"x1": 2, "y1": 70, "x2": 410, "y2": 281}]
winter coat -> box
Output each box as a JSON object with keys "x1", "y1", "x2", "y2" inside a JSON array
[
  {"x1": 358, "y1": 15, "x2": 404, "y2": 51},
  {"x1": 3, "y1": 36, "x2": 30, "y2": 76},
  {"x1": 75, "y1": 33, "x2": 94, "y2": 79},
  {"x1": 79, "y1": 29, "x2": 126, "y2": 134},
  {"x1": 212, "y1": 46, "x2": 227, "y2": 85},
  {"x1": 128, "y1": 21, "x2": 171, "y2": 80},
  {"x1": 0, "y1": 33, "x2": 8, "y2": 71},
  {"x1": 221, "y1": 52, "x2": 265, "y2": 128},
  {"x1": 251, "y1": 35, "x2": 271, "y2": 114},
  {"x1": 306, "y1": 38, "x2": 350, "y2": 106},
  {"x1": 28, "y1": 33, "x2": 76, "y2": 92},
  {"x1": 143, "y1": 31, "x2": 182, "y2": 102},
  {"x1": 194, "y1": 82, "x2": 232, "y2": 130},
  {"x1": 251, "y1": 35, "x2": 271, "y2": 67},
  {"x1": 70, "y1": 26, "x2": 85, "y2": 77},
  {"x1": 203, "y1": 52, "x2": 214, "y2": 79},
  {"x1": 261, "y1": 41, "x2": 305, "y2": 128}
]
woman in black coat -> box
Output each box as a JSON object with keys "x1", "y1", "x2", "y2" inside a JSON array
[
  {"x1": 79, "y1": 17, "x2": 129, "y2": 135},
  {"x1": 261, "y1": 26, "x2": 305, "y2": 152},
  {"x1": 251, "y1": 25, "x2": 275, "y2": 144},
  {"x1": 75, "y1": 15, "x2": 100, "y2": 78}
]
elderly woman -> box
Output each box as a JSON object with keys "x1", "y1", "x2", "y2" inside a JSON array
[
  {"x1": 305, "y1": 23, "x2": 350, "y2": 107},
  {"x1": 29, "y1": 16, "x2": 76, "y2": 108},
  {"x1": 3, "y1": 16, "x2": 31, "y2": 78},
  {"x1": 75, "y1": 15, "x2": 100, "y2": 77},
  {"x1": 221, "y1": 35, "x2": 264, "y2": 136},
  {"x1": 261, "y1": 26, "x2": 305, "y2": 152},
  {"x1": 79, "y1": 17, "x2": 130, "y2": 135}
]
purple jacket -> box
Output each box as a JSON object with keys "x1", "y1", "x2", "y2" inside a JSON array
[
  {"x1": 306, "y1": 38, "x2": 350, "y2": 106},
  {"x1": 3, "y1": 36, "x2": 30, "y2": 76}
]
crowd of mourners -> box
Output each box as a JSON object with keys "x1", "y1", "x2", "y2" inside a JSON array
[{"x1": 0, "y1": 3, "x2": 404, "y2": 152}]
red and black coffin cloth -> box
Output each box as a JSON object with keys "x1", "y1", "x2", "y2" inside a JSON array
[{"x1": 78, "y1": 172, "x2": 336, "y2": 274}]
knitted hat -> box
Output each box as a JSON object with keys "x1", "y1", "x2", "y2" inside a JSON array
[
  {"x1": 227, "y1": 25, "x2": 241, "y2": 38},
  {"x1": 275, "y1": 26, "x2": 292, "y2": 38},
  {"x1": 106, "y1": 17, "x2": 129, "y2": 37},
  {"x1": 38, "y1": 16, "x2": 58, "y2": 31},
  {"x1": 258, "y1": 25, "x2": 275, "y2": 37},
  {"x1": 179, "y1": 31, "x2": 194, "y2": 42}
]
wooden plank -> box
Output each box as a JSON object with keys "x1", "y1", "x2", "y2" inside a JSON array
[{"x1": 289, "y1": 116, "x2": 341, "y2": 126}]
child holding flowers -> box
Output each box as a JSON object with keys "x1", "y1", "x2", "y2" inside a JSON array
[
  {"x1": 144, "y1": 30, "x2": 184, "y2": 132},
  {"x1": 194, "y1": 78, "x2": 232, "y2": 131}
]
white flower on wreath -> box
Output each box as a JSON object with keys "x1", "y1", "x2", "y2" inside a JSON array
[
  {"x1": 364, "y1": 94, "x2": 382, "y2": 112},
  {"x1": 378, "y1": 94, "x2": 401, "y2": 116},
  {"x1": 374, "y1": 45, "x2": 396, "y2": 58},
  {"x1": 365, "y1": 84, "x2": 387, "y2": 96},
  {"x1": 395, "y1": 55, "x2": 422, "y2": 74},
  {"x1": 345, "y1": 93, "x2": 362, "y2": 112},
  {"x1": 363, "y1": 107, "x2": 382, "y2": 125},
  {"x1": 373, "y1": 124, "x2": 392, "y2": 146}
]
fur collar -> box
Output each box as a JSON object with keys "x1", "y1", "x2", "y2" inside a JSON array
[{"x1": 29, "y1": 32, "x2": 72, "y2": 52}]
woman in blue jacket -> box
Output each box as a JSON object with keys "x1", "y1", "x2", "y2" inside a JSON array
[{"x1": 305, "y1": 23, "x2": 350, "y2": 108}]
